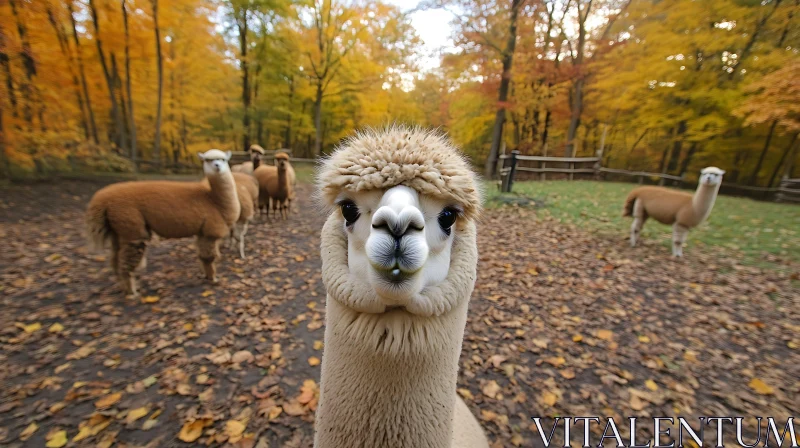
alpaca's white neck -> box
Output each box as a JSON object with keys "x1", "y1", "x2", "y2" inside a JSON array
[
  {"x1": 315, "y1": 299, "x2": 468, "y2": 448},
  {"x1": 692, "y1": 182, "x2": 720, "y2": 224},
  {"x1": 207, "y1": 171, "x2": 239, "y2": 223}
]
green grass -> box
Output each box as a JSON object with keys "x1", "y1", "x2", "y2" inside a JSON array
[{"x1": 485, "y1": 180, "x2": 800, "y2": 267}]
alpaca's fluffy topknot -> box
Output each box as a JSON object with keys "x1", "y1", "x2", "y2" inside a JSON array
[{"x1": 317, "y1": 126, "x2": 482, "y2": 219}]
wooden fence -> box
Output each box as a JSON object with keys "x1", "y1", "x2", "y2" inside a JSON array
[{"x1": 496, "y1": 150, "x2": 800, "y2": 203}]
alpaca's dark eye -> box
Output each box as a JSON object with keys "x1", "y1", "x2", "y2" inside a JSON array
[
  {"x1": 340, "y1": 200, "x2": 360, "y2": 225},
  {"x1": 438, "y1": 207, "x2": 458, "y2": 234}
]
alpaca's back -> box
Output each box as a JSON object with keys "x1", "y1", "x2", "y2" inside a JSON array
[
  {"x1": 90, "y1": 181, "x2": 228, "y2": 241},
  {"x1": 231, "y1": 161, "x2": 254, "y2": 174},
  {"x1": 232, "y1": 172, "x2": 259, "y2": 202},
  {"x1": 627, "y1": 186, "x2": 692, "y2": 225}
]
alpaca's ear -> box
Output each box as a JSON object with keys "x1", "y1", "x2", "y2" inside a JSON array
[
  {"x1": 225, "y1": 151, "x2": 232, "y2": 161},
  {"x1": 197, "y1": 152, "x2": 206, "y2": 161},
  {"x1": 720, "y1": 170, "x2": 726, "y2": 175}
]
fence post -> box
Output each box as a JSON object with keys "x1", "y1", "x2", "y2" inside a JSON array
[{"x1": 504, "y1": 150, "x2": 519, "y2": 193}]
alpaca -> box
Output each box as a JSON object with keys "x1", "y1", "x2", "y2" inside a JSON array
[
  {"x1": 253, "y1": 152, "x2": 293, "y2": 220},
  {"x1": 85, "y1": 150, "x2": 239, "y2": 296},
  {"x1": 315, "y1": 127, "x2": 489, "y2": 448},
  {"x1": 231, "y1": 144, "x2": 265, "y2": 174},
  {"x1": 207, "y1": 172, "x2": 258, "y2": 258},
  {"x1": 623, "y1": 166, "x2": 725, "y2": 257}
]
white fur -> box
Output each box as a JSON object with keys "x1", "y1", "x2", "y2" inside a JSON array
[
  {"x1": 343, "y1": 186, "x2": 455, "y2": 308},
  {"x1": 198, "y1": 149, "x2": 232, "y2": 176}
]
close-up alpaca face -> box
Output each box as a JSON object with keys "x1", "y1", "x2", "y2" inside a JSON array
[
  {"x1": 198, "y1": 150, "x2": 232, "y2": 175},
  {"x1": 700, "y1": 166, "x2": 725, "y2": 186},
  {"x1": 338, "y1": 185, "x2": 461, "y2": 309}
]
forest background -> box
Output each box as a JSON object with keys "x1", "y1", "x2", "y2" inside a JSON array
[{"x1": 0, "y1": 0, "x2": 798, "y2": 187}]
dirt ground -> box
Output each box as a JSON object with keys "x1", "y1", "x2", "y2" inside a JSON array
[{"x1": 1, "y1": 179, "x2": 798, "y2": 447}]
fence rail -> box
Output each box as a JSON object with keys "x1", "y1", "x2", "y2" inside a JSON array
[{"x1": 497, "y1": 151, "x2": 799, "y2": 203}]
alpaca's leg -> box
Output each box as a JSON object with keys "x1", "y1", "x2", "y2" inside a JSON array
[
  {"x1": 110, "y1": 236, "x2": 120, "y2": 275},
  {"x1": 118, "y1": 240, "x2": 148, "y2": 297},
  {"x1": 238, "y1": 222, "x2": 248, "y2": 258},
  {"x1": 672, "y1": 224, "x2": 689, "y2": 257},
  {"x1": 630, "y1": 199, "x2": 646, "y2": 247},
  {"x1": 231, "y1": 223, "x2": 245, "y2": 258},
  {"x1": 197, "y1": 236, "x2": 220, "y2": 283}
]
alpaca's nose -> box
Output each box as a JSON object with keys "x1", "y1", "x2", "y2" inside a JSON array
[{"x1": 372, "y1": 206, "x2": 425, "y2": 241}]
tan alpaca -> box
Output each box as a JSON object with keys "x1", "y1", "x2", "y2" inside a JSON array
[
  {"x1": 315, "y1": 127, "x2": 488, "y2": 448},
  {"x1": 230, "y1": 172, "x2": 258, "y2": 258},
  {"x1": 231, "y1": 144, "x2": 265, "y2": 174},
  {"x1": 205, "y1": 172, "x2": 259, "y2": 258},
  {"x1": 85, "y1": 150, "x2": 239, "y2": 296},
  {"x1": 623, "y1": 166, "x2": 725, "y2": 257},
  {"x1": 253, "y1": 152, "x2": 293, "y2": 220}
]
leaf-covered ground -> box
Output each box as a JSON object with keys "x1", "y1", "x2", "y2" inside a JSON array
[{"x1": 0, "y1": 179, "x2": 798, "y2": 447}]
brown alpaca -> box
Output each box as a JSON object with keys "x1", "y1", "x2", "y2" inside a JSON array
[
  {"x1": 253, "y1": 152, "x2": 293, "y2": 220},
  {"x1": 231, "y1": 144, "x2": 265, "y2": 174},
  {"x1": 623, "y1": 166, "x2": 725, "y2": 257},
  {"x1": 86, "y1": 150, "x2": 239, "y2": 296}
]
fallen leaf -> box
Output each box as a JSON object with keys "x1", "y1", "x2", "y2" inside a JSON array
[
  {"x1": 232, "y1": 350, "x2": 254, "y2": 364},
  {"x1": 544, "y1": 356, "x2": 565, "y2": 367},
  {"x1": 49, "y1": 402, "x2": 66, "y2": 413},
  {"x1": 630, "y1": 394, "x2": 646, "y2": 411},
  {"x1": 201, "y1": 290, "x2": 215, "y2": 297},
  {"x1": 458, "y1": 388, "x2": 474, "y2": 400},
  {"x1": 268, "y1": 406, "x2": 282, "y2": 420},
  {"x1": 196, "y1": 374, "x2": 209, "y2": 385},
  {"x1": 572, "y1": 334, "x2": 583, "y2": 342},
  {"x1": 49, "y1": 323, "x2": 64, "y2": 333},
  {"x1": 176, "y1": 384, "x2": 192, "y2": 395},
  {"x1": 45, "y1": 429, "x2": 67, "y2": 447},
  {"x1": 482, "y1": 380, "x2": 501, "y2": 399},
  {"x1": 207, "y1": 350, "x2": 232, "y2": 365},
  {"x1": 283, "y1": 401, "x2": 306, "y2": 416},
  {"x1": 645, "y1": 379, "x2": 659, "y2": 391},
  {"x1": 511, "y1": 433, "x2": 524, "y2": 446},
  {"x1": 141, "y1": 295, "x2": 159, "y2": 303},
  {"x1": 638, "y1": 335, "x2": 651, "y2": 343},
  {"x1": 183, "y1": 323, "x2": 194, "y2": 331},
  {"x1": 142, "y1": 375, "x2": 158, "y2": 388},
  {"x1": 308, "y1": 356, "x2": 321, "y2": 366},
  {"x1": 20, "y1": 422, "x2": 38, "y2": 441},
  {"x1": 225, "y1": 420, "x2": 246, "y2": 443},
  {"x1": 489, "y1": 355, "x2": 507, "y2": 368},
  {"x1": 94, "y1": 392, "x2": 122, "y2": 409},
  {"x1": 126, "y1": 407, "x2": 149, "y2": 424},
  {"x1": 298, "y1": 379, "x2": 318, "y2": 404},
  {"x1": 597, "y1": 330, "x2": 614, "y2": 341},
  {"x1": 21, "y1": 322, "x2": 42, "y2": 333},
  {"x1": 54, "y1": 363, "x2": 71, "y2": 374},
  {"x1": 560, "y1": 369, "x2": 576, "y2": 379},
  {"x1": 178, "y1": 419, "x2": 212, "y2": 443},
  {"x1": 313, "y1": 340, "x2": 323, "y2": 350},
  {"x1": 748, "y1": 378, "x2": 774, "y2": 395},
  {"x1": 541, "y1": 391, "x2": 557, "y2": 406}
]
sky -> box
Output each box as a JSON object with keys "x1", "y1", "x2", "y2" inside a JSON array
[{"x1": 385, "y1": 0, "x2": 456, "y2": 71}]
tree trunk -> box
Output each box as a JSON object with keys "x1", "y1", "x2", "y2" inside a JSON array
[
  {"x1": 767, "y1": 132, "x2": 799, "y2": 188},
  {"x1": 111, "y1": 53, "x2": 129, "y2": 155},
  {"x1": 68, "y1": 1, "x2": 98, "y2": 143},
  {"x1": 666, "y1": 121, "x2": 687, "y2": 174},
  {"x1": 748, "y1": 119, "x2": 778, "y2": 186},
  {"x1": 314, "y1": 82, "x2": 323, "y2": 157},
  {"x1": 565, "y1": 0, "x2": 593, "y2": 158},
  {"x1": 46, "y1": 5, "x2": 89, "y2": 140},
  {"x1": 484, "y1": 0, "x2": 522, "y2": 178},
  {"x1": 123, "y1": 0, "x2": 137, "y2": 163},
  {"x1": 0, "y1": 24, "x2": 18, "y2": 119},
  {"x1": 88, "y1": 0, "x2": 126, "y2": 151},
  {"x1": 238, "y1": 7, "x2": 250, "y2": 152},
  {"x1": 284, "y1": 75, "x2": 294, "y2": 148},
  {"x1": 151, "y1": 0, "x2": 164, "y2": 166},
  {"x1": 678, "y1": 142, "x2": 698, "y2": 177},
  {"x1": 9, "y1": 0, "x2": 37, "y2": 127}
]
